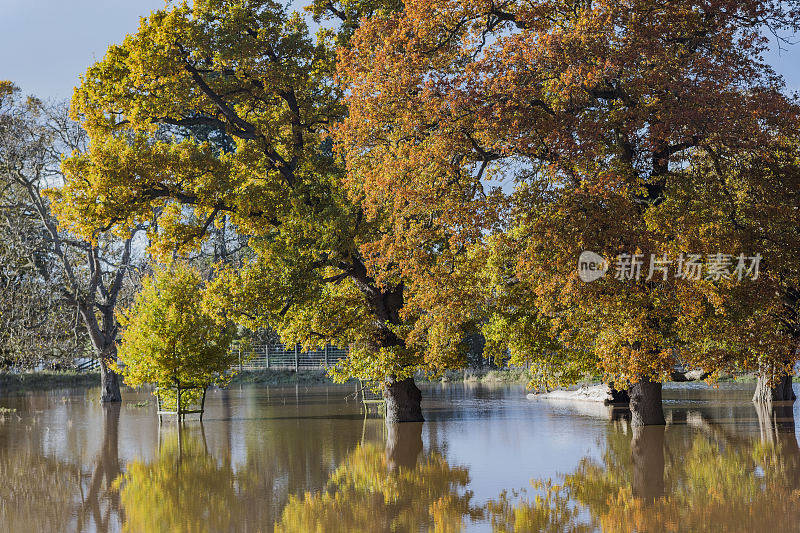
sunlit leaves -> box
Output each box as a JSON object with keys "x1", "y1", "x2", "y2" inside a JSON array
[
  {"x1": 117, "y1": 264, "x2": 237, "y2": 393},
  {"x1": 339, "y1": 0, "x2": 800, "y2": 386}
]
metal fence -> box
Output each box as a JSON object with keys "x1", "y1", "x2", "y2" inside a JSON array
[
  {"x1": 75, "y1": 358, "x2": 101, "y2": 372},
  {"x1": 232, "y1": 343, "x2": 348, "y2": 371},
  {"x1": 73, "y1": 344, "x2": 349, "y2": 373}
]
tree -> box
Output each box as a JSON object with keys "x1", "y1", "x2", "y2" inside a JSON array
[
  {"x1": 337, "y1": 0, "x2": 800, "y2": 423},
  {"x1": 0, "y1": 82, "x2": 143, "y2": 401},
  {"x1": 117, "y1": 264, "x2": 236, "y2": 408},
  {"x1": 55, "y1": 0, "x2": 478, "y2": 422},
  {"x1": 648, "y1": 142, "x2": 800, "y2": 404},
  {"x1": 0, "y1": 167, "x2": 84, "y2": 369},
  {"x1": 0, "y1": 81, "x2": 89, "y2": 369}
]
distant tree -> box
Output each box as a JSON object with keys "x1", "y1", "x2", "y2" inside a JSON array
[
  {"x1": 0, "y1": 82, "x2": 143, "y2": 400},
  {"x1": 0, "y1": 165, "x2": 84, "y2": 369}
]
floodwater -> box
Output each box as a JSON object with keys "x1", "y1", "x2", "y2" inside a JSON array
[{"x1": 0, "y1": 382, "x2": 799, "y2": 532}]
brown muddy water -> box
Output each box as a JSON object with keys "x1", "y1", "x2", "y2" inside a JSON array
[{"x1": 0, "y1": 382, "x2": 798, "y2": 532}]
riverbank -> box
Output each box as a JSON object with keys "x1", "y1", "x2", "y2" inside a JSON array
[
  {"x1": 0, "y1": 367, "x2": 532, "y2": 395},
  {"x1": 230, "y1": 368, "x2": 533, "y2": 386},
  {"x1": 0, "y1": 371, "x2": 101, "y2": 393},
  {"x1": 230, "y1": 369, "x2": 342, "y2": 385},
  {"x1": 0, "y1": 367, "x2": 781, "y2": 395},
  {"x1": 420, "y1": 368, "x2": 532, "y2": 384}
]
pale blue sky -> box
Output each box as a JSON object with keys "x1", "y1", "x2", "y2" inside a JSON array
[
  {"x1": 1, "y1": 0, "x2": 167, "y2": 99},
  {"x1": 1, "y1": 0, "x2": 799, "y2": 100}
]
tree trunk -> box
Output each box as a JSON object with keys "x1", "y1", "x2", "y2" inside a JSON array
[
  {"x1": 629, "y1": 378, "x2": 665, "y2": 426},
  {"x1": 385, "y1": 421, "x2": 423, "y2": 471},
  {"x1": 383, "y1": 377, "x2": 424, "y2": 423},
  {"x1": 753, "y1": 371, "x2": 796, "y2": 404},
  {"x1": 605, "y1": 385, "x2": 630, "y2": 405},
  {"x1": 98, "y1": 353, "x2": 122, "y2": 403},
  {"x1": 631, "y1": 424, "x2": 665, "y2": 502}
]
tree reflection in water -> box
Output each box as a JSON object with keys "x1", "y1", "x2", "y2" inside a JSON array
[
  {"x1": 115, "y1": 425, "x2": 244, "y2": 532},
  {"x1": 275, "y1": 422, "x2": 482, "y2": 533},
  {"x1": 488, "y1": 404, "x2": 800, "y2": 532},
  {"x1": 0, "y1": 432, "x2": 82, "y2": 531},
  {"x1": 114, "y1": 421, "x2": 480, "y2": 532},
  {"x1": 0, "y1": 403, "x2": 123, "y2": 532},
  {"x1": 3, "y1": 393, "x2": 799, "y2": 531},
  {"x1": 79, "y1": 404, "x2": 123, "y2": 531}
]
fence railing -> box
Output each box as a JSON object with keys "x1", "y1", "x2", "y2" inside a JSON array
[
  {"x1": 232, "y1": 343, "x2": 348, "y2": 371},
  {"x1": 73, "y1": 344, "x2": 349, "y2": 374},
  {"x1": 75, "y1": 358, "x2": 101, "y2": 372}
]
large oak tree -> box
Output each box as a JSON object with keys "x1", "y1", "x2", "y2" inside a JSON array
[{"x1": 54, "y1": 0, "x2": 479, "y2": 421}]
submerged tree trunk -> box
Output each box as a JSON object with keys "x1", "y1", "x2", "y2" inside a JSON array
[
  {"x1": 753, "y1": 371, "x2": 796, "y2": 404},
  {"x1": 383, "y1": 376, "x2": 424, "y2": 423},
  {"x1": 629, "y1": 378, "x2": 665, "y2": 426},
  {"x1": 755, "y1": 400, "x2": 797, "y2": 444},
  {"x1": 754, "y1": 400, "x2": 800, "y2": 492},
  {"x1": 98, "y1": 349, "x2": 122, "y2": 403},
  {"x1": 631, "y1": 424, "x2": 666, "y2": 502}
]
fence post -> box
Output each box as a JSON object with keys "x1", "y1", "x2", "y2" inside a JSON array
[
  {"x1": 294, "y1": 344, "x2": 299, "y2": 372},
  {"x1": 265, "y1": 344, "x2": 270, "y2": 369},
  {"x1": 238, "y1": 348, "x2": 242, "y2": 373},
  {"x1": 324, "y1": 344, "x2": 329, "y2": 367}
]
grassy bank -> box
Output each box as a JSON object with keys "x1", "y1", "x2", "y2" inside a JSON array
[
  {"x1": 0, "y1": 368, "x2": 532, "y2": 395},
  {"x1": 420, "y1": 368, "x2": 532, "y2": 384},
  {"x1": 234, "y1": 367, "x2": 534, "y2": 386},
  {"x1": 8, "y1": 367, "x2": 779, "y2": 394},
  {"x1": 229, "y1": 368, "x2": 534, "y2": 386},
  {"x1": 0, "y1": 371, "x2": 100, "y2": 393},
  {"x1": 230, "y1": 369, "x2": 346, "y2": 385}
]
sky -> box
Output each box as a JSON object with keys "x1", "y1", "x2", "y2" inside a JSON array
[
  {"x1": 1, "y1": 0, "x2": 799, "y2": 100},
  {"x1": 0, "y1": 0, "x2": 166, "y2": 100}
]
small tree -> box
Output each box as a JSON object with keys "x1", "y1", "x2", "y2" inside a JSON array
[{"x1": 117, "y1": 265, "x2": 236, "y2": 414}]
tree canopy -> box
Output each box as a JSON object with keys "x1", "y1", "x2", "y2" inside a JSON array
[
  {"x1": 54, "y1": 0, "x2": 481, "y2": 403},
  {"x1": 0, "y1": 81, "x2": 144, "y2": 396},
  {"x1": 337, "y1": 0, "x2": 800, "y2": 392},
  {"x1": 117, "y1": 264, "x2": 236, "y2": 394}
]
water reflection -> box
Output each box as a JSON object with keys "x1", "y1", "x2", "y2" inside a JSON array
[
  {"x1": 1, "y1": 384, "x2": 800, "y2": 531},
  {"x1": 117, "y1": 426, "x2": 241, "y2": 532},
  {"x1": 0, "y1": 402, "x2": 123, "y2": 532},
  {"x1": 490, "y1": 402, "x2": 800, "y2": 532},
  {"x1": 275, "y1": 422, "x2": 481, "y2": 533},
  {"x1": 80, "y1": 404, "x2": 122, "y2": 531},
  {"x1": 0, "y1": 429, "x2": 82, "y2": 531}
]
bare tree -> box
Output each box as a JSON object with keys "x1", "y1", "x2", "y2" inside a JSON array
[{"x1": 0, "y1": 82, "x2": 144, "y2": 401}]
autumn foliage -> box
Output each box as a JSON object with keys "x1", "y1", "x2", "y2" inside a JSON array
[
  {"x1": 50, "y1": 0, "x2": 800, "y2": 405},
  {"x1": 337, "y1": 0, "x2": 800, "y2": 388},
  {"x1": 52, "y1": 0, "x2": 481, "y2": 405},
  {"x1": 117, "y1": 265, "x2": 237, "y2": 398}
]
